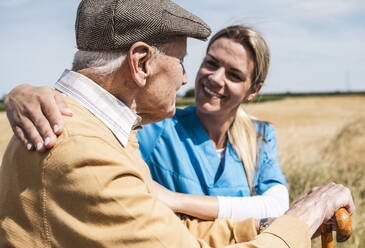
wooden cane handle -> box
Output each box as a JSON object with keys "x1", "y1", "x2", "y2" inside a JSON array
[
  {"x1": 335, "y1": 208, "x2": 352, "y2": 242},
  {"x1": 321, "y1": 208, "x2": 352, "y2": 248}
]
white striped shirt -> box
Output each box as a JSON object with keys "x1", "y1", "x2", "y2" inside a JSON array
[{"x1": 55, "y1": 69, "x2": 141, "y2": 147}]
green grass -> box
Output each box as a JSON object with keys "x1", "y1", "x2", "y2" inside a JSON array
[
  {"x1": 248, "y1": 94, "x2": 285, "y2": 103},
  {"x1": 0, "y1": 102, "x2": 4, "y2": 112},
  {"x1": 176, "y1": 97, "x2": 195, "y2": 107}
]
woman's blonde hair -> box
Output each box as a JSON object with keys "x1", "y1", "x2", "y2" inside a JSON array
[{"x1": 207, "y1": 25, "x2": 270, "y2": 195}]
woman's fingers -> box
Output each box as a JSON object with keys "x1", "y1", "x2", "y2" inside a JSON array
[
  {"x1": 4, "y1": 84, "x2": 70, "y2": 151},
  {"x1": 17, "y1": 116, "x2": 46, "y2": 152},
  {"x1": 13, "y1": 125, "x2": 31, "y2": 150},
  {"x1": 39, "y1": 94, "x2": 65, "y2": 143},
  {"x1": 28, "y1": 105, "x2": 57, "y2": 149},
  {"x1": 55, "y1": 92, "x2": 72, "y2": 117},
  {"x1": 54, "y1": 92, "x2": 72, "y2": 135}
]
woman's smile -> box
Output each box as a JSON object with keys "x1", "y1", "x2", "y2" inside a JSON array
[{"x1": 202, "y1": 84, "x2": 226, "y2": 99}]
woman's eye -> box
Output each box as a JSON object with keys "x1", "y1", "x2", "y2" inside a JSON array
[
  {"x1": 228, "y1": 72, "x2": 242, "y2": 81},
  {"x1": 205, "y1": 59, "x2": 218, "y2": 69}
]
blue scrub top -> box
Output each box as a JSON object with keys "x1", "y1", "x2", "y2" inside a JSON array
[{"x1": 137, "y1": 106, "x2": 287, "y2": 197}]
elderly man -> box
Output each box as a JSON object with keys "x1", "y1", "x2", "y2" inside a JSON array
[{"x1": 1, "y1": 0, "x2": 355, "y2": 247}]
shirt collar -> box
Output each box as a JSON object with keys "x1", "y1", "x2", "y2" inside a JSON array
[{"x1": 55, "y1": 69, "x2": 141, "y2": 147}]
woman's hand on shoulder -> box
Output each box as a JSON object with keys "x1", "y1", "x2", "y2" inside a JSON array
[{"x1": 4, "y1": 84, "x2": 72, "y2": 151}]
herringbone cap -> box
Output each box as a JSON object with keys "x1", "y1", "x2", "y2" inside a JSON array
[{"x1": 76, "y1": 0, "x2": 211, "y2": 51}]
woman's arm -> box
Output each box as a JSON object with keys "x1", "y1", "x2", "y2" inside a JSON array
[
  {"x1": 153, "y1": 181, "x2": 218, "y2": 220},
  {"x1": 218, "y1": 184, "x2": 289, "y2": 220},
  {"x1": 153, "y1": 181, "x2": 288, "y2": 221}
]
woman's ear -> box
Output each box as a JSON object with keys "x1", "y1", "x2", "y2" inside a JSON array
[
  {"x1": 128, "y1": 42, "x2": 153, "y2": 87},
  {"x1": 246, "y1": 82, "x2": 264, "y2": 101}
]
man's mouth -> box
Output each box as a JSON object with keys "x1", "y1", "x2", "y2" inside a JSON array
[{"x1": 203, "y1": 85, "x2": 225, "y2": 99}]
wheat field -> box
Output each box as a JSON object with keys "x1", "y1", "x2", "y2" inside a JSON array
[
  {"x1": 245, "y1": 96, "x2": 365, "y2": 248},
  {"x1": 1, "y1": 95, "x2": 365, "y2": 247}
]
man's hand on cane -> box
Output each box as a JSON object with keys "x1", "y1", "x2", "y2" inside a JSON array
[{"x1": 285, "y1": 182, "x2": 355, "y2": 238}]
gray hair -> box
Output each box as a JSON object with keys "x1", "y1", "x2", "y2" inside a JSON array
[
  {"x1": 72, "y1": 47, "x2": 163, "y2": 76},
  {"x1": 72, "y1": 51, "x2": 127, "y2": 75}
]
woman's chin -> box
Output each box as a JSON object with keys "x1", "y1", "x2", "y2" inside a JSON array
[
  {"x1": 196, "y1": 94, "x2": 222, "y2": 108},
  {"x1": 196, "y1": 101, "x2": 223, "y2": 115}
]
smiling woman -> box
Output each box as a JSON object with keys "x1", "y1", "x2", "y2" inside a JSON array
[
  {"x1": 194, "y1": 26, "x2": 270, "y2": 194},
  {"x1": 136, "y1": 25, "x2": 288, "y2": 221}
]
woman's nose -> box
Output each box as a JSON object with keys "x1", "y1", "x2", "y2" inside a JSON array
[{"x1": 208, "y1": 67, "x2": 225, "y2": 87}]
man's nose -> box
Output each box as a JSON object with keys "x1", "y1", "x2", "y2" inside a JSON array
[{"x1": 182, "y1": 72, "x2": 188, "y2": 86}]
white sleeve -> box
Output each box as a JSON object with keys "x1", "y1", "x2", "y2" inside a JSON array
[{"x1": 217, "y1": 184, "x2": 289, "y2": 220}]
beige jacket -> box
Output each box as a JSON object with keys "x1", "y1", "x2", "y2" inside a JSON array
[{"x1": 0, "y1": 97, "x2": 310, "y2": 247}]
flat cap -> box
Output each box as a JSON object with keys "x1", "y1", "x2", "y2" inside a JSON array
[{"x1": 76, "y1": 0, "x2": 211, "y2": 51}]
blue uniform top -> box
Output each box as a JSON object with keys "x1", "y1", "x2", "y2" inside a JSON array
[{"x1": 137, "y1": 106, "x2": 287, "y2": 197}]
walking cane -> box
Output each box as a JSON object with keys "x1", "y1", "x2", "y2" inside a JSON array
[{"x1": 321, "y1": 208, "x2": 352, "y2": 248}]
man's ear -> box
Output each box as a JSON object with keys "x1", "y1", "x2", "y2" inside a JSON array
[
  {"x1": 246, "y1": 81, "x2": 263, "y2": 101},
  {"x1": 128, "y1": 42, "x2": 153, "y2": 87}
]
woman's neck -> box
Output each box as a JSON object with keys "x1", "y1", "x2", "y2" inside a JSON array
[{"x1": 195, "y1": 108, "x2": 236, "y2": 149}]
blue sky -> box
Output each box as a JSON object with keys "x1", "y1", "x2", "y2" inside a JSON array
[{"x1": 1, "y1": 0, "x2": 364, "y2": 98}]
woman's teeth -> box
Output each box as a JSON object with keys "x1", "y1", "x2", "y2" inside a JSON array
[{"x1": 203, "y1": 86, "x2": 224, "y2": 98}]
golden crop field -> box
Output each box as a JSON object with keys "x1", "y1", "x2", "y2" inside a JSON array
[
  {"x1": 245, "y1": 95, "x2": 365, "y2": 248},
  {"x1": 1, "y1": 95, "x2": 364, "y2": 247}
]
